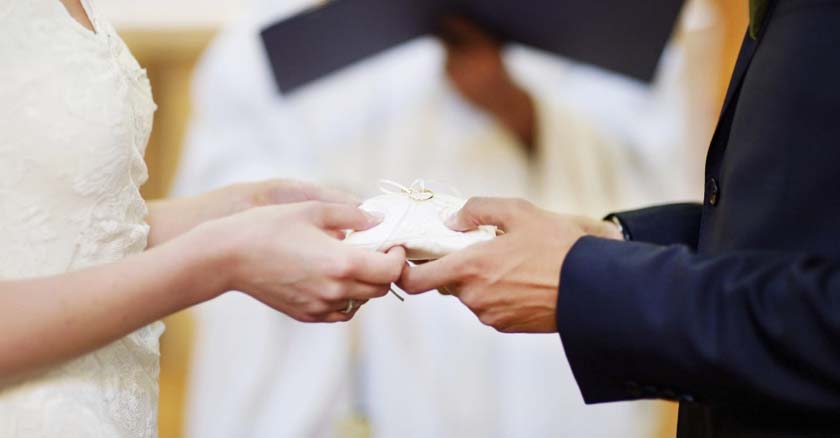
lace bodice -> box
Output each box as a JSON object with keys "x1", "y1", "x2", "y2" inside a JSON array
[{"x1": 0, "y1": 1, "x2": 163, "y2": 437}]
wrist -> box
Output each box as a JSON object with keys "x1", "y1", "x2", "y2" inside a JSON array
[
  {"x1": 175, "y1": 221, "x2": 238, "y2": 302},
  {"x1": 604, "y1": 216, "x2": 629, "y2": 241},
  {"x1": 145, "y1": 191, "x2": 238, "y2": 249},
  {"x1": 175, "y1": 185, "x2": 255, "y2": 232},
  {"x1": 186, "y1": 188, "x2": 241, "y2": 227},
  {"x1": 214, "y1": 183, "x2": 259, "y2": 215}
]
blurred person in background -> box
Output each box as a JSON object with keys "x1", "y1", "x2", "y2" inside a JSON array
[{"x1": 174, "y1": 0, "x2": 722, "y2": 437}]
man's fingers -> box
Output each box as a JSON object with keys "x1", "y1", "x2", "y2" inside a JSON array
[
  {"x1": 311, "y1": 203, "x2": 383, "y2": 231},
  {"x1": 446, "y1": 197, "x2": 532, "y2": 232},
  {"x1": 341, "y1": 246, "x2": 406, "y2": 285},
  {"x1": 397, "y1": 250, "x2": 472, "y2": 294}
]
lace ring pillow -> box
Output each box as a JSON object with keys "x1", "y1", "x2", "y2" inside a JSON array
[{"x1": 345, "y1": 180, "x2": 496, "y2": 261}]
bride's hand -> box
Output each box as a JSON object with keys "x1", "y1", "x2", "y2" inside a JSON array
[
  {"x1": 0, "y1": 199, "x2": 398, "y2": 379},
  {"x1": 209, "y1": 179, "x2": 361, "y2": 213},
  {"x1": 146, "y1": 179, "x2": 359, "y2": 248},
  {"x1": 198, "y1": 201, "x2": 405, "y2": 323}
]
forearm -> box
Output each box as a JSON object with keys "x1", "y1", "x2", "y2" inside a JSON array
[
  {"x1": 144, "y1": 180, "x2": 354, "y2": 249},
  {"x1": 145, "y1": 197, "x2": 203, "y2": 248},
  {"x1": 145, "y1": 186, "x2": 250, "y2": 248},
  {"x1": 0, "y1": 228, "x2": 224, "y2": 384},
  {"x1": 559, "y1": 237, "x2": 840, "y2": 410}
]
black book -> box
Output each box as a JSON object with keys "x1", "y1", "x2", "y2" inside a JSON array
[{"x1": 261, "y1": 0, "x2": 686, "y2": 93}]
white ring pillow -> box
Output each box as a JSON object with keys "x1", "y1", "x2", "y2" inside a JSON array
[{"x1": 345, "y1": 180, "x2": 496, "y2": 260}]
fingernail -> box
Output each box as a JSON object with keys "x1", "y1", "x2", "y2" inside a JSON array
[
  {"x1": 445, "y1": 213, "x2": 458, "y2": 228},
  {"x1": 367, "y1": 211, "x2": 385, "y2": 224}
]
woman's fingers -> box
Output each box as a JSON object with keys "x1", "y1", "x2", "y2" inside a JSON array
[
  {"x1": 311, "y1": 203, "x2": 383, "y2": 231},
  {"x1": 328, "y1": 298, "x2": 369, "y2": 313},
  {"x1": 322, "y1": 311, "x2": 354, "y2": 323},
  {"x1": 325, "y1": 229, "x2": 347, "y2": 240},
  {"x1": 321, "y1": 298, "x2": 369, "y2": 323},
  {"x1": 257, "y1": 179, "x2": 361, "y2": 206},
  {"x1": 307, "y1": 185, "x2": 362, "y2": 206},
  {"x1": 341, "y1": 281, "x2": 392, "y2": 301}
]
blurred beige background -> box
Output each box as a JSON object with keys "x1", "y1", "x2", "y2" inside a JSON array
[{"x1": 105, "y1": 1, "x2": 748, "y2": 436}]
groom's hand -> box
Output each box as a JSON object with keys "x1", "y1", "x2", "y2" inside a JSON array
[{"x1": 398, "y1": 197, "x2": 622, "y2": 333}]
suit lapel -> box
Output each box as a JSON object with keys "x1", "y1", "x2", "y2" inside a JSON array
[{"x1": 750, "y1": 0, "x2": 771, "y2": 39}]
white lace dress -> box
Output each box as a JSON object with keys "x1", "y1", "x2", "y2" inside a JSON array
[{"x1": 0, "y1": 0, "x2": 163, "y2": 436}]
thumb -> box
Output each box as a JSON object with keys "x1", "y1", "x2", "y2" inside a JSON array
[
  {"x1": 397, "y1": 250, "x2": 471, "y2": 294},
  {"x1": 446, "y1": 197, "x2": 532, "y2": 232},
  {"x1": 311, "y1": 203, "x2": 384, "y2": 231}
]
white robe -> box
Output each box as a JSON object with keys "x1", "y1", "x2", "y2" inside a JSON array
[{"x1": 173, "y1": 1, "x2": 722, "y2": 437}]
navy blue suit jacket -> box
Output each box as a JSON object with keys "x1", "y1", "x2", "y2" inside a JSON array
[{"x1": 557, "y1": 1, "x2": 840, "y2": 436}]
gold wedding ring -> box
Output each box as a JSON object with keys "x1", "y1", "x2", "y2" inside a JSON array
[
  {"x1": 408, "y1": 188, "x2": 435, "y2": 201},
  {"x1": 342, "y1": 299, "x2": 357, "y2": 314}
]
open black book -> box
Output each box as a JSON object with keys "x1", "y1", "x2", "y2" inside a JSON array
[{"x1": 261, "y1": 0, "x2": 686, "y2": 93}]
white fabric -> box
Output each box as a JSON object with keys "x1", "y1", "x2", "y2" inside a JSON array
[
  {"x1": 346, "y1": 183, "x2": 495, "y2": 260},
  {"x1": 175, "y1": 1, "x2": 721, "y2": 437},
  {"x1": 0, "y1": 1, "x2": 162, "y2": 437}
]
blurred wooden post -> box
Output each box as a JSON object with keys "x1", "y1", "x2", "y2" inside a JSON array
[
  {"x1": 121, "y1": 28, "x2": 217, "y2": 438},
  {"x1": 716, "y1": 0, "x2": 750, "y2": 104},
  {"x1": 128, "y1": 29, "x2": 217, "y2": 201}
]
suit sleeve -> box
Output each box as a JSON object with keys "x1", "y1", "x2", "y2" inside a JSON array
[
  {"x1": 557, "y1": 236, "x2": 840, "y2": 411},
  {"x1": 608, "y1": 203, "x2": 702, "y2": 249}
]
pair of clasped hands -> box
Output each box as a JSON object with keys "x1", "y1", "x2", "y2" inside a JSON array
[{"x1": 187, "y1": 180, "x2": 621, "y2": 333}]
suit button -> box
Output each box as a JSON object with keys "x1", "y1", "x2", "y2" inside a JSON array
[
  {"x1": 706, "y1": 177, "x2": 720, "y2": 206},
  {"x1": 679, "y1": 394, "x2": 695, "y2": 402}
]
